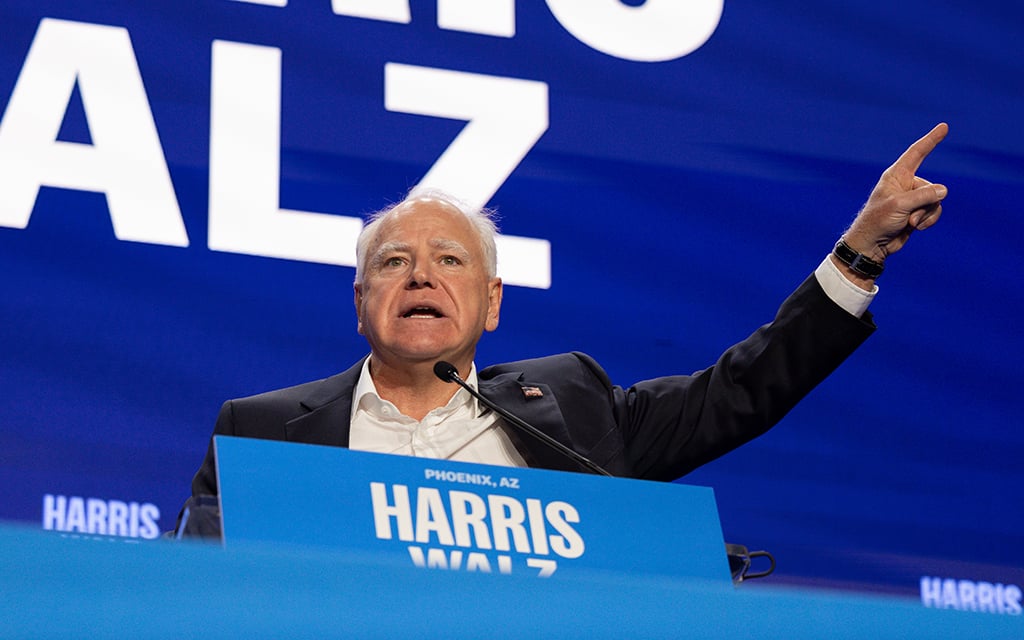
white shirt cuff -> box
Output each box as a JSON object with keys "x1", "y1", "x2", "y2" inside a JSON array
[{"x1": 814, "y1": 255, "x2": 877, "y2": 318}]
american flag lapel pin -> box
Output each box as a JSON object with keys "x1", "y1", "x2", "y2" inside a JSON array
[{"x1": 521, "y1": 386, "x2": 544, "y2": 398}]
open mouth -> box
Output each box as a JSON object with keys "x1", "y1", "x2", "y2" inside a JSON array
[{"x1": 402, "y1": 306, "x2": 444, "y2": 319}]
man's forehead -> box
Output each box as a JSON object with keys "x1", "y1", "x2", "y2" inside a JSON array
[{"x1": 373, "y1": 199, "x2": 479, "y2": 246}]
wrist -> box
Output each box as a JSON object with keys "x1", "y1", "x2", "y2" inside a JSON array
[
  {"x1": 832, "y1": 237, "x2": 884, "y2": 282},
  {"x1": 828, "y1": 254, "x2": 877, "y2": 291}
]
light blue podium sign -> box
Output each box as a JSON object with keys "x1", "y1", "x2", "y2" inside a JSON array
[{"x1": 214, "y1": 436, "x2": 732, "y2": 582}]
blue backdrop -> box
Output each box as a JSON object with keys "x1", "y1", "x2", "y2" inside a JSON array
[{"x1": 1, "y1": 1, "x2": 1021, "y2": 597}]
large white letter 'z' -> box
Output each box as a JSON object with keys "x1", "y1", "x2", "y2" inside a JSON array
[{"x1": 385, "y1": 63, "x2": 551, "y2": 289}]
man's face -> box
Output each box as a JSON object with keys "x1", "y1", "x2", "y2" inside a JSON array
[{"x1": 354, "y1": 198, "x2": 502, "y2": 371}]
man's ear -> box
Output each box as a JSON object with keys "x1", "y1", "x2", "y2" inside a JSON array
[
  {"x1": 485, "y1": 277, "x2": 503, "y2": 332},
  {"x1": 354, "y1": 283, "x2": 364, "y2": 335}
]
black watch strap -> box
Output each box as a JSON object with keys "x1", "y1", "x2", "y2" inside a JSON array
[{"x1": 833, "y1": 238, "x2": 884, "y2": 279}]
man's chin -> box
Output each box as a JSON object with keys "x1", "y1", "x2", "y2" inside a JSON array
[{"x1": 373, "y1": 344, "x2": 472, "y2": 368}]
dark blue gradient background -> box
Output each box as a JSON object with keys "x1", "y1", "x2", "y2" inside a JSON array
[{"x1": 1, "y1": 1, "x2": 1020, "y2": 595}]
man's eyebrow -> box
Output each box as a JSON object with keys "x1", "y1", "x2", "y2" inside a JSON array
[
  {"x1": 368, "y1": 241, "x2": 411, "y2": 269},
  {"x1": 376, "y1": 241, "x2": 411, "y2": 255},
  {"x1": 430, "y1": 238, "x2": 471, "y2": 257}
]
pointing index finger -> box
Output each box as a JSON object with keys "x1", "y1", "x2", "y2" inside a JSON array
[{"x1": 893, "y1": 122, "x2": 949, "y2": 175}]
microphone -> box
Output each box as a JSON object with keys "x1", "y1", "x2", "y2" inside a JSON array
[{"x1": 433, "y1": 361, "x2": 613, "y2": 477}]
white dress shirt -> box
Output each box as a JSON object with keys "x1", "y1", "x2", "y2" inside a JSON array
[{"x1": 348, "y1": 359, "x2": 527, "y2": 467}]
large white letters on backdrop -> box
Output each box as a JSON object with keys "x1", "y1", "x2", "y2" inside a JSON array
[
  {"x1": 209, "y1": 42, "x2": 551, "y2": 287},
  {"x1": 543, "y1": 0, "x2": 723, "y2": 62},
  {"x1": 0, "y1": 19, "x2": 188, "y2": 247},
  {"x1": 241, "y1": 0, "x2": 724, "y2": 60},
  {"x1": 330, "y1": 0, "x2": 516, "y2": 38},
  {"x1": 0, "y1": 19, "x2": 552, "y2": 287},
  {"x1": 0, "y1": 4, "x2": 722, "y2": 287}
]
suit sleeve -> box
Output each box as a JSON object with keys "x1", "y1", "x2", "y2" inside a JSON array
[
  {"x1": 189, "y1": 400, "x2": 238, "y2": 498},
  {"x1": 614, "y1": 274, "x2": 875, "y2": 481}
]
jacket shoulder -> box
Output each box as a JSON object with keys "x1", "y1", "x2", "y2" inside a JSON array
[{"x1": 480, "y1": 351, "x2": 610, "y2": 385}]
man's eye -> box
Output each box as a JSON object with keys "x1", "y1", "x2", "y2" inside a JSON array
[
  {"x1": 383, "y1": 257, "x2": 405, "y2": 268},
  {"x1": 440, "y1": 255, "x2": 461, "y2": 266}
]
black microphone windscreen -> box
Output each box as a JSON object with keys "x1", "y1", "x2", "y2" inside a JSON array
[{"x1": 433, "y1": 361, "x2": 458, "y2": 382}]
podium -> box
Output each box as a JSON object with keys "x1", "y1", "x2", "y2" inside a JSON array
[{"x1": 213, "y1": 435, "x2": 733, "y2": 583}]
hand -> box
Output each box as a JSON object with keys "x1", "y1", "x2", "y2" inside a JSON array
[{"x1": 844, "y1": 123, "x2": 949, "y2": 263}]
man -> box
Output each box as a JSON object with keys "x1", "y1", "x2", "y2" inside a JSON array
[{"x1": 182, "y1": 124, "x2": 948, "y2": 519}]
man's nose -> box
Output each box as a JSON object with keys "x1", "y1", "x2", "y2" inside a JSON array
[{"x1": 407, "y1": 261, "x2": 435, "y2": 288}]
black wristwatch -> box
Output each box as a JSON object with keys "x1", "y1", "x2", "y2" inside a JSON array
[{"x1": 832, "y1": 238, "x2": 884, "y2": 279}]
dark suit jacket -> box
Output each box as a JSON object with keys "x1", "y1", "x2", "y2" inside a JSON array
[{"x1": 188, "y1": 275, "x2": 874, "y2": 498}]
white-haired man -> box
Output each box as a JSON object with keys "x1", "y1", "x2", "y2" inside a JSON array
[{"x1": 181, "y1": 125, "x2": 948, "y2": 533}]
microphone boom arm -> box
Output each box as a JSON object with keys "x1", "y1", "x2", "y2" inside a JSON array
[{"x1": 433, "y1": 361, "x2": 613, "y2": 477}]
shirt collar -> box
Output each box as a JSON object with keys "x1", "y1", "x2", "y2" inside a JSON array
[{"x1": 351, "y1": 357, "x2": 482, "y2": 422}]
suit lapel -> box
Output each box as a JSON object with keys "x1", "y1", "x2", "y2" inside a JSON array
[
  {"x1": 478, "y1": 371, "x2": 578, "y2": 473},
  {"x1": 284, "y1": 357, "x2": 366, "y2": 447}
]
